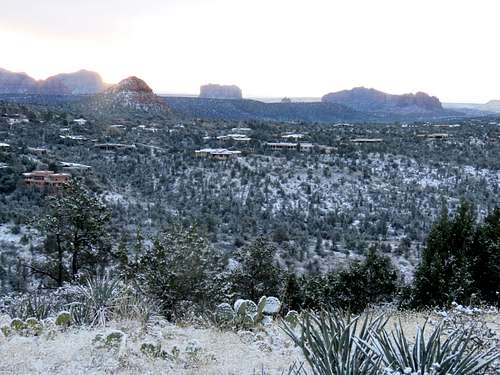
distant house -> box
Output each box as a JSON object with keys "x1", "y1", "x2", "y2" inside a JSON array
[
  {"x1": 23, "y1": 170, "x2": 70, "y2": 189},
  {"x1": 281, "y1": 133, "x2": 304, "y2": 141},
  {"x1": 73, "y1": 118, "x2": 87, "y2": 125},
  {"x1": 27, "y1": 147, "x2": 49, "y2": 156},
  {"x1": 59, "y1": 135, "x2": 89, "y2": 142},
  {"x1": 217, "y1": 134, "x2": 251, "y2": 142},
  {"x1": 427, "y1": 133, "x2": 449, "y2": 139},
  {"x1": 266, "y1": 142, "x2": 313, "y2": 152},
  {"x1": 95, "y1": 143, "x2": 136, "y2": 152},
  {"x1": 351, "y1": 138, "x2": 383, "y2": 143},
  {"x1": 266, "y1": 142, "x2": 298, "y2": 151},
  {"x1": 195, "y1": 148, "x2": 241, "y2": 160},
  {"x1": 58, "y1": 162, "x2": 92, "y2": 173},
  {"x1": 417, "y1": 133, "x2": 449, "y2": 140},
  {"x1": 317, "y1": 145, "x2": 335, "y2": 154},
  {"x1": 299, "y1": 143, "x2": 314, "y2": 152}
]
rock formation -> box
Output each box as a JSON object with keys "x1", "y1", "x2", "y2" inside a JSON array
[
  {"x1": 322, "y1": 87, "x2": 443, "y2": 113},
  {"x1": 199, "y1": 84, "x2": 242, "y2": 100}
]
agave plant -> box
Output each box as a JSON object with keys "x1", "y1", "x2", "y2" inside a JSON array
[
  {"x1": 365, "y1": 320, "x2": 499, "y2": 375},
  {"x1": 282, "y1": 310, "x2": 387, "y2": 375}
]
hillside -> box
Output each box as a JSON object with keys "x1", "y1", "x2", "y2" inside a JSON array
[{"x1": 163, "y1": 96, "x2": 462, "y2": 123}]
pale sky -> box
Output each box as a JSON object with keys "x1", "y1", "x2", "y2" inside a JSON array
[{"x1": 1, "y1": 0, "x2": 499, "y2": 102}]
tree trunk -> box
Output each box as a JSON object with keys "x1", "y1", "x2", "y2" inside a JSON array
[{"x1": 56, "y1": 234, "x2": 63, "y2": 287}]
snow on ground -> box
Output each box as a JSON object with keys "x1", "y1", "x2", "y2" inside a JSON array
[
  {"x1": 1, "y1": 308, "x2": 498, "y2": 375},
  {"x1": 0, "y1": 318, "x2": 301, "y2": 375}
]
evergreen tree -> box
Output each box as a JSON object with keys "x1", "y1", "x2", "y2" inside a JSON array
[
  {"x1": 130, "y1": 224, "x2": 225, "y2": 318},
  {"x1": 470, "y1": 206, "x2": 500, "y2": 305},
  {"x1": 28, "y1": 181, "x2": 110, "y2": 287},
  {"x1": 229, "y1": 237, "x2": 284, "y2": 301},
  {"x1": 412, "y1": 202, "x2": 475, "y2": 307}
]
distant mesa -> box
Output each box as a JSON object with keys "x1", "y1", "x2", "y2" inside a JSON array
[
  {"x1": 0, "y1": 68, "x2": 107, "y2": 95},
  {"x1": 322, "y1": 87, "x2": 443, "y2": 113},
  {"x1": 199, "y1": 84, "x2": 242, "y2": 100},
  {"x1": 106, "y1": 76, "x2": 153, "y2": 94}
]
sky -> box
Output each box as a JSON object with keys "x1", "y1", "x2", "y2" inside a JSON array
[{"x1": 1, "y1": 0, "x2": 499, "y2": 103}]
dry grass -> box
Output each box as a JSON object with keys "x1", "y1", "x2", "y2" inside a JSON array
[{"x1": 0, "y1": 308, "x2": 498, "y2": 375}]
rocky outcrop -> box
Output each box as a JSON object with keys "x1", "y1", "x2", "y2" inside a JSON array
[
  {"x1": 85, "y1": 76, "x2": 169, "y2": 114},
  {"x1": 199, "y1": 84, "x2": 242, "y2": 100},
  {"x1": 41, "y1": 70, "x2": 107, "y2": 94},
  {"x1": 482, "y1": 100, "x2": 500, "y2": 113},
  {"x1": 0, "y1": 68, "x2": 37, "y2": 94},
  {"x1": 322, "y1": 87, "x2": 443, "y2": 113},
  {"x1": 105, "y1": 76, "x2": 153, "y2": 94},
  {"x1": 0, "y1": 68, "x2": 106, "y2": 95}
]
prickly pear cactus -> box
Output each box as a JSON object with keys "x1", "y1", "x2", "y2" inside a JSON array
[
  {"x1": 254, "y1": 296, "x2": 267, "y2": 324},
  {"x1": 94, "y1": 330, "x2": 125, "y2": 352},
  {"x1": 1, "y1": 323, "x2": 12, "y2": 337},
  {"x1": 263, "y1": 297, "x2": 281, "y2": 315},
  {"x1": 10, "y1": 318, "x2": 26, "y2": 331},
  {"x1": 26, "y1": 317, "x2": 43, "y2": 336},
  {"x1": 140, "y1": 342, "x2": 169, "y2": 359},
  {"x1": 214, "y1": 303, "x2": 235, "y2": 326},
  {"x1": 55, "y1": 311, "x2": 72, "y2": 328},
  {"x1": 285, "y1": 310, "x2": 299, "y2": 328},
  {"x1": 105, "y1": 330, "x2": 125, "y2": 348},
  {"x1": 234, "y1": 300, "x2": 258, "y2": 329}
]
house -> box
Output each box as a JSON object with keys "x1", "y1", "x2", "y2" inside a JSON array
[
  {"x1": 351, "y1": 138, "x2": 383, "y2": 143},
  {"x1": 217, "y1": 134, "x2": 251, "y2": 142},
  {"x1": 195, "y1": 148, "x2": 241, "y2": 160},
  {"x1": 58, "y1": 162, "x2": 92, "y2": 173},
  {"x1": 266, "y1": 142, "x2": 298, "y2": 151},
  {"x1": 281, "y1": 133, "x2": 304, "y2": 141},
  {"x1": 417, "y1": 133, "x2": 449, "y2": 140},
  {"x1": 23, "y1": 170, "x2": 70, "y2": 189},
  {"x1": 299, "y1": 143, "x2": 314, "y2": 152},
  {"x1": 231, "y1": 127, "x2": 252, "y2": 132},
  {"x1": 266, "y1": 142, "x2": 313, "y2": 152},
  {"x1": 317, "y1": 145, "x2": 335, "y2": 154},
  {"x1": 427, "y1": 133, "x2": 449, "y2": 139},
  {"x1": 95, "y1": 143, "x2": 136, "y2": 152},
  {"x1": 27, "y1": 147, "x2": 49, "y2": 156},
  {"x1": 73, "y1": 118, "x2": 87, "y2": 125}
]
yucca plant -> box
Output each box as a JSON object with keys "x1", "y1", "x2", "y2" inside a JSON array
[
  {"x1": 66, "y1": 273, "x2": 124, "y2": 326},
  {"x1": 283, "y1": 310, "x2": 388, "y2": 375},
  {"x1": 365, "y1": 320, "x2": 499, "y2": 375}
]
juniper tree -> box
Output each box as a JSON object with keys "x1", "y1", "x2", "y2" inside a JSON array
[
  {"x1": 411, "y1": 202, "x2": 475, "y2": 307},
  {"x1": 29, "y1": 181, "x2": 110, "y2": 287},
  {"x1": 129, "y1": 224, "x2": 225, "y2": 318},
  {"x1": 470, "y1": 206, "x2": 500, "y2": 305},
  {"x1": 229, "y1": 237, "x2": 284, "y2": 301}
]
